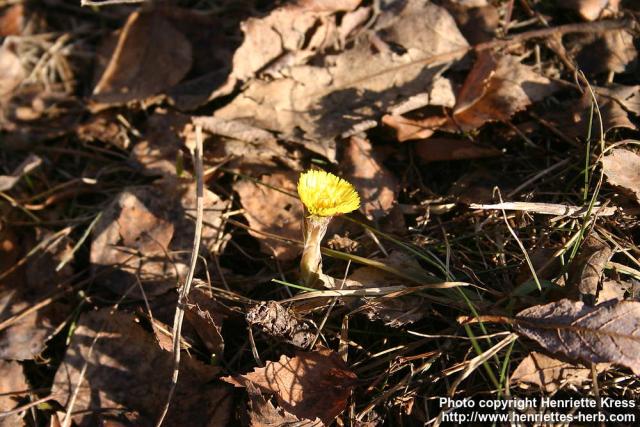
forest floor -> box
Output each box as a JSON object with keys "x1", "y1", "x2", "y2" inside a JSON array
[{"x1": 1, "y1": 0, "x2": 640, "y2": 426}]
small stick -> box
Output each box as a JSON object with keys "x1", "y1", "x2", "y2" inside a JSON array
[{"x1": 155, "y1": 124, "x2": 205, "y2": 427}]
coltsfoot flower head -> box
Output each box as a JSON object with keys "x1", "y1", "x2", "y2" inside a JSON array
[{"x1": 297, "y1": 170, "x2": 360, "y2": 217}]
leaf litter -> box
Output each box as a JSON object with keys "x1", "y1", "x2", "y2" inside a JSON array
[{"x1": 1, "y1": 0, "x2": 640, "y2": 425}]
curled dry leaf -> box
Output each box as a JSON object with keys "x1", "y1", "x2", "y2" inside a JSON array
[
  {"x1": 511, "y1": 351, "x2": 609, "y2": 393},
  {"x1": 215, "y1": 1, "x2": 468, "y2": 154},
  {"x1": 567, "y1": 235, "x2": 612, "y2": 301},
  {"x1": 90, "y1": 182, "x2": 230, "y2": 297},
  {"x1": 184, "y1": 288, "x2": 227, "y2": 356},
  {"x1": 602, "y1": 147, "x2": 640, "y2": 204},
  {"x1": 0, "y1": 360, "x2": 28, "y2": 427},
  {"x1": 92, "y1": 8, "x2": 192, "y2": 106},
  {"x1": 52, "y1": 309, "x2": 232, "y2": 427},
  {"x1": 450, "y1": 53, "x2": 557, "y2": 131},
  {"x1": 234, "y1": 171, "x2": 302, "y2": 261},
  {"x1": 223, "y1": 348, "x2": 357, "y2": 425},
  {"x1": 515, "y1": 298, "x2": 640, "y2": 375},
  {"x1": 564, "y1": 0, "x2": 620, "y2": 21},
  {"x1": 246, "y1": 300, "x2": 314, "y2": 349},
  {"x1": 343, "y1": 136, "x2": 397, "y2": 220}
]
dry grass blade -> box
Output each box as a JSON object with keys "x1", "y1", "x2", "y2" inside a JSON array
[
  {"x1": 155, "y1": 124, "x2": 204, "y2": 427},
  {"x1": 469, "y1": 201, "x2": 618, "y2": 217},
  {"x1": 446, "y1": 333, "x2": 518, "y2": 398}
]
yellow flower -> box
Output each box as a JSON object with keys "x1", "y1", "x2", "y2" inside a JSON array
[{"x1": 297, "y1": 170, "x2": 360, "y2": 217}]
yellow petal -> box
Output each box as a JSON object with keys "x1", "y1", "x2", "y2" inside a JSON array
[{"x1": 297, "y1": 170, "x2": 360, "y2": 217}]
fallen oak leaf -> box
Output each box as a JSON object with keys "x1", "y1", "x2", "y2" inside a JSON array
[{"x1": 222, "y1": 348, "x2": 357, "y2": 425}]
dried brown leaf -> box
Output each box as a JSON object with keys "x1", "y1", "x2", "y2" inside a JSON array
[
  {"x1": 0, "y1": 230, "x2": 72, "y2": 360},
  {"x1": 451, "y1": 53, "x2": 557, "y2": 131},
  {"x1": 598, "y1": 280, "x2": 627, "y2": 304},
  {"x1": 91, "y1": 182, "x2": 230, "y2": 297},
  {"x1": 130, "y1": 110, "x2": 189, "y2": 178},
  {"x1": 190, "y1": 116, "x2": 301, "y2": 174},
  {"x1": 223, "y1": 348, "x2": 357, "y2": 425},
  {"x1": 567, "y1": 235, "x2": 612, "y2": 300},
  {"x1": 184, "y1": 296, "x2": 226, "y2": 356},
  {"x1": 246, "y1": 301, "x2": 314, "y2": 349},
  {"x1": 52, "y1": 309, "x2": 232, "y2": 427},
  {"x1": 443, "y1": 0, "x2": 499, "y2": 44},
  {"x1": 415, "y1": 137, "x2": 501, "y2": 162},
  {"x1": 215, "y1": 1, "x2": 468, "y2": 153},
  {"x1": 602, "y1": 147, "x2": 640, "y2": 204},
  {"x1": 234, "y1": 171, "x2": 302, "y2": 261},
  {"x1": 76, "y1": 112, "x2": 130, "y2": 149},
  {"x1": 598, "y1": 85, "x2": 640, "y2": 115},
  {"x1": 544, "y1": 90, "x2": 635, "y2": 140},
  {"x1": 382, "y1": 114, "x2": 448, "y2": 142},
  {"x1": 511, "y1": 351, "x2": 609, "y2": 392},
  {"x1": 515, "y1": 298, "x2": 640, "y2": 374},
  {"x1": 92, "y1": 9, "x2": 192, "y2": 106},
  {"x1": 246, "y1": 383, "x2": 323, "y2": 427},
  {"x1": 575, "y1": 29, "x2": 637, "y2": 74},
  {"x1": 230, "y1": 0, "x2": 361, "y2": 81},
  {"x1": 564, "y1": 0, "x2": 620, "y2": 21},
  {"x1": 343, "y1": 136, "x2": 397, "y2": 220},
  {"x1": 0, "y1": 360, "x2": 28, "y2": 427}
]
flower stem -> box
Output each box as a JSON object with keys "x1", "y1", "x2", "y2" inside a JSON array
[{"x1": 300, "y1": 215, "x2": 332, "y2": 288}]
